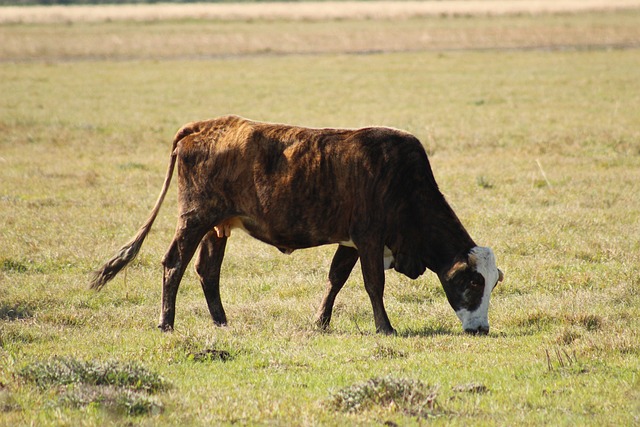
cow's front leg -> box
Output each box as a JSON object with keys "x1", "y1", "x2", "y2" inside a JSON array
[
  {"x1": 357, "y1": 241, "x2": 395, "y2": 335},
  {"x1": 195, "y1": 230, "x2": 228, "y2": 326},
  {"x1": 159, "y1": 223, "x2": 208, "y2": 331},
  {"x1": 315, "y1": 245, "x2": 359, "y2": 330}
]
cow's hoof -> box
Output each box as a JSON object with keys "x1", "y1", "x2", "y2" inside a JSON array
[
  {"x1": 158, "y1": 323, "x2": 174, "y2": 332},
  {"x1": 377, "y1": 327, "x2": 397, "y2": 336},
  {"x1": 314, "y1": 317, "x2": 331, "y2": 331}
]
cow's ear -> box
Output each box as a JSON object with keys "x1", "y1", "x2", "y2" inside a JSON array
[{"x1": 498, "y1": 269, "x2": 504, "y2": 283}]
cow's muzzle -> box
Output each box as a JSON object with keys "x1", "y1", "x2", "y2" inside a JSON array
[{"x1": 464, "y1": 326, "x2": 489, "y2": 336}]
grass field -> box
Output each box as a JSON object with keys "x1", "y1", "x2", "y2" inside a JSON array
[
  {"x1": 3, "y1": 6, "x2": 640, "y2": 61},
  {"x1": 1, "y1": 3, "x2": 640, "y2": 426}
]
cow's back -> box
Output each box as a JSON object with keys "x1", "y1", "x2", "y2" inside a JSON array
[{"x1": 175, "y1": 116, "x2": 460, "y2": 264}]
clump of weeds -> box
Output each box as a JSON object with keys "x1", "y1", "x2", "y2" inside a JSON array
[
  {"x1": 327, "y1": 376, "x2": 441, "y2": 419},
  {"x1": 18, "y1": 357, "x2": 168, "y2": 416},
  {"x1": 544, "y1": 347, "x2": 588, "y2": 375}
]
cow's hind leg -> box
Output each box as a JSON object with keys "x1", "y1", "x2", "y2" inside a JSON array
[
  {"x1": 315, "y1": 245, "x2": 359, "y2": 330},
  {"x1": 195, "y1": 230, "x2": 228, "y2": 326},
  {"x1": 357, "y1": 240, "x2": 395, "y2": 335},
  {"x1": 159, "y1": 221, "x2": 210, "y2": 331}
]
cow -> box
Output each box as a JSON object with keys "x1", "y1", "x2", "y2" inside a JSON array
[{"x1": 90, "y1": 115, "x2": 503, "y2": 335}]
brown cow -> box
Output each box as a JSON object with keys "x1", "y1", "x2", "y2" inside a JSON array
[{"x1": 91, "y1": 115, "x2": 503, "y2": 335}]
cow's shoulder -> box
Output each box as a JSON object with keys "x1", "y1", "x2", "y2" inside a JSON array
[{"x1": 349, "y1": 126, "x2": 424, "y2": 154}]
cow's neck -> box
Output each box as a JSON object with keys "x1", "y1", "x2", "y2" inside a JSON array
[{"x1": 421, "y1": 201, "x2": 476, "y2": 275}]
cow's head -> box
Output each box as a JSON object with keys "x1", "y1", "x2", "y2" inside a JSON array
[{"x1": 438, "y1": 247, "x2": 503, "y2": 335}]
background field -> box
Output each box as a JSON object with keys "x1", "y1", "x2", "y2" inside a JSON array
[
  {"x1": 3, "y1": 1, "x2": 640, "y2": 24},
  {"x1": 1, "y1": 2, "x2": 639, "y2": 426}
]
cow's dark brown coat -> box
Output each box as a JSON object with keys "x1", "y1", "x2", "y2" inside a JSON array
[{"x1": 91, "y1": 115, "x2": 492, "y2": 334}]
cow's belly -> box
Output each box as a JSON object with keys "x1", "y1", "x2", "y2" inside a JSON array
[
  {"x1": 214, "y1": 217, "x2": 394, "y2": 267},
  {"x1": 215, "y1": 216, "x2": 347, "y2": 251}
]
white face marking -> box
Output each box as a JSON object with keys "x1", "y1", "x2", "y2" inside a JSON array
[
  {"x1": 339, "y1": 240, "x2": 395, "y2": 270},
  {"x1": 455, "y1": 246, "x2": 500, "y2": 333}
]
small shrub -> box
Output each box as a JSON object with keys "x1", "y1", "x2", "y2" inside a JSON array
[
  {"x1": 327, "y1": 376, "x2": 440, "y2": 418},
  {"x1": 18, "y1": 357, "x2": 168, "y2": 393},
  {"x1": 59, "y1": 385, "x2": 163, "y2": 416},
  {"x1": 19, "y1": 358, "x2": 168, "y2": 417}
]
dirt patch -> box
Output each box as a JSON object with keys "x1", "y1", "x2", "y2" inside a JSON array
[{"x1": 2, "y1": 0, "x2": 640, "y2": 24}]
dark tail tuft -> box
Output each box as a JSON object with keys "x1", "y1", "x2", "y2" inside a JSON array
[
  {"x1": 89, "y1": 230, "x2": 147, "y2": 290},
  {"x1": 89, "y1": 122, "x2": 199, "y2": 291}
]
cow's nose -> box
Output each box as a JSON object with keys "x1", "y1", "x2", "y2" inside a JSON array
[{"x1": 465, "y1": 326, "x2": 489, "y2": 336}]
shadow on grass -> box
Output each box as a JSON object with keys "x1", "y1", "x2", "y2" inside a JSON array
[
  {"x1": 397, "y1": 325, "x2": 456, "y2": 338},
  {"x1": 398, "y1": 326, "x2": 524, "y2": 339},
  {"x1": 316, "y1": 324, "x2": 461, "y2": 338}
]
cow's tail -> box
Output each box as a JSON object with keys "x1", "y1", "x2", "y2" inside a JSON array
[{"x1": 89, "y1": 123, "x2": 199, "y2": 290}]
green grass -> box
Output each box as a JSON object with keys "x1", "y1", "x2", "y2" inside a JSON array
[{"x1": 1, "y1": 10, "x2": 640, "y2": 426}]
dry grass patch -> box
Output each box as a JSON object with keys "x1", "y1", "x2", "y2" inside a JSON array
[{"x1": 2, "y1": 7, "x2": 640, "y2": 62}]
